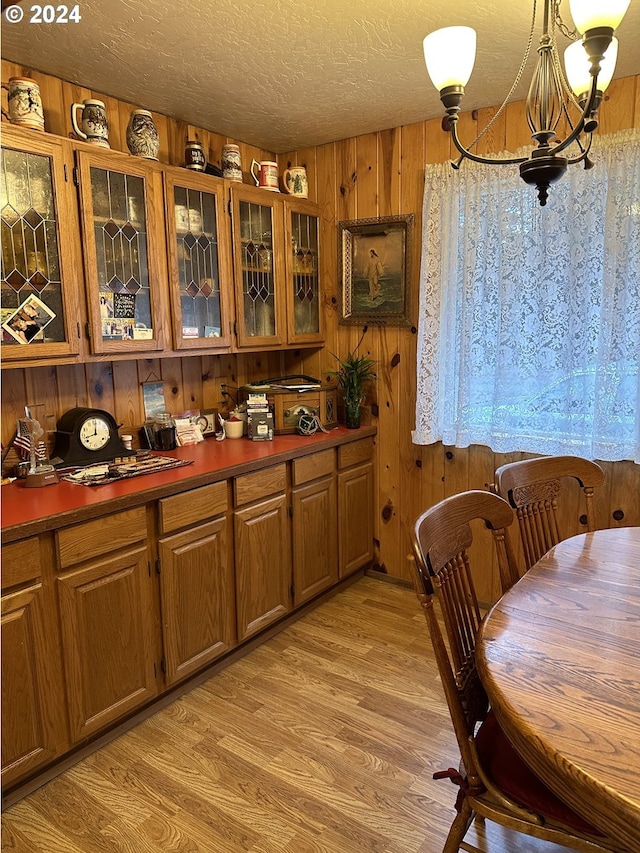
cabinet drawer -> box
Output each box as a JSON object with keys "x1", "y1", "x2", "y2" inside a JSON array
[
  {"x1": 234, "y1": 464, "x2": 287, "y2": 506},
  {"x1": 292, "y1": 449, "x2": 335, "y2": 486},
  {"x1": 2, "y1": 537, "x2": 42, "y2": 589},
  {"x1": 159, "y1": 481, "x2": 228, "y2": 534},
  {"x1": 56, "y1": 506, "x2": 147, "y2": 569},
  {"x1": 338, "y1": 437, "x2": 374, "y2": 469}
]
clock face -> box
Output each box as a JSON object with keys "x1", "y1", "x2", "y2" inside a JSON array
[{"x1": 79, "y1": 416, "x2": 112, "y2": 451}]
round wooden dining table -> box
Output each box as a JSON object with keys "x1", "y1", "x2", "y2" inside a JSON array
[{"x1": 476, "y1": 526, "x2": 640, "y2": 851}]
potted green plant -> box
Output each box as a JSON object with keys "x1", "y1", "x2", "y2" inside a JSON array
[{"x1": 330, "y1": 349, "x2": 377, "y2": 429}]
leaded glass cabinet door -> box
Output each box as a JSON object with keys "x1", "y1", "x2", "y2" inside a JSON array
[
  {"x1": 230, "y1": 184, "x2": 285, "y2": 348},
  {"x1": 164, "y1": 170, "x2": 233, "y2": 351},
  {"x1": 75, "y1": 150, "x2": 168, "y2": 354},
  {"x1": 1, "y1": 127, "x2": 81, "y2": 364},
  {"x1": 285, "y1": 198, "x2": 323, "y2": 344}
]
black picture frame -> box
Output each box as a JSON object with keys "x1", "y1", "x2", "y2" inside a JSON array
[{"x1": 338, "y1": 214, "x2": 414, "y2": 326}]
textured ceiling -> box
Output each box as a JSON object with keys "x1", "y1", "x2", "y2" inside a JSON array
[{"x1": 2, "y1": 0, "x2": 639, "y2": 152}]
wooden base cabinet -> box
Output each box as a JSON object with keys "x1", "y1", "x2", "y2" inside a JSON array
[
  {"x1": 1, "y1": 432, "x2": 375, "y2": 801},
  {"x1": 157, "y1": 483, "x2": 235, "y2": 686},
  {"x1": 291, "y1": 450, "x2": 338, "y2": 606},
  {"x1": 55, "y1": 507, "x2": 158, "y2": 742},
  {"x1": 338, "y1": 438, "x2": 375, "y2": 577},
  {"x1": 1, "y1": 535, "x2": 68, "y2": 787},
  {"x1": 233, "y1": 465, "x2": 292, "y2": 641}
]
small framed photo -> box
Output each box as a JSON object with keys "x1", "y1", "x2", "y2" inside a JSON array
[
  {"x1": 338, "y1": 214, "x2": 414, "y2": 326},
  {"x1": 195, "y1": 408, "x2": 218, "y2": 437},
  {"x1": 2, "y1": 294, "x2": 56, "y2": 344},
  {"x1": 142, "y1": 381, "x2": 166, "y2": 420}
]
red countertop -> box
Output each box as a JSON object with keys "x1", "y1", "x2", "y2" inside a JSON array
[{"x1": 1, "y1": 426, "x2": 376, "y2": 542}]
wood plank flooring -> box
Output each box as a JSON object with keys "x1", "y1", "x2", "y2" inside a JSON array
[{"x1": 2, "y1": 577, "x2": 572, "y2": 853}]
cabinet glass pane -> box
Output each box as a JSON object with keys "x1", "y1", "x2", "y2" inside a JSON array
[
  {"x1": 91, "y1": 167, "x2": 153, "y2": 342},
  {"x1": 239, "y1": 200, "x2": 275, "y2": 338},
  {"x1": 174, "y1": 186, "x2": 222, "y2": 339},
  {"x1": 1, "y1": 147, "x2": 66, "y2": 346},
  {"x1": 291, "y1": 212, "x2": 319, "y2": 335}
]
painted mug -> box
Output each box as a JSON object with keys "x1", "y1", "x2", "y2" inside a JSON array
[
  {"x1": 71, "y1": 99, "x2": 110, "y2": 147},
  {"x1": 184, "y1": 140, "x2": 206, "y2": 171},
  {"x1": 250, "y1": 159, "x2": 279, "y2": 192},
  {"x1": 282, "y1": 166, "x2": 308, "y2": 198},
  {"x1": 1, "y1": 78, "x2": 45, "y2": 131},
  {"x1": 222, "y1": 144, "x2": 242, "y2": 182},
  {"x1": 126, "y1": 110, "x2": 160, "y2": 160}
]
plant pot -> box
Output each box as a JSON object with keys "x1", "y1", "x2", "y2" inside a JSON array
[{"x1": 345, "y1": 402, "x2": 361, "y2": 429}]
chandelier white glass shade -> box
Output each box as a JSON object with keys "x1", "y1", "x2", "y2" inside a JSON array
[
  {"x1": 564, "y1": 36, "x2": 618, "y2": 99},
  {"x1": 568, "y1": 0, "x2": 630, "y2": 33},
  {"x1": 423, "y1": 26, "x2": 476, "y2": 90},
  {"x1": 423, "y1": 0, "x2": 630, "y2": 205}
]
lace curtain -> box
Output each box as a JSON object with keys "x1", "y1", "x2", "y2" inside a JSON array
[{"x1": 413, "y1": 129, "x2": 640, "y2": 463}]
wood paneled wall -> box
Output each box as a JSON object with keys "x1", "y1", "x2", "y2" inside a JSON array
[
  {"x1": 287, "y1": 74, "x2": 640, "y2": 600},
  {"x1": 2, "y1": 59, "x2": 639, "y2": 602}
]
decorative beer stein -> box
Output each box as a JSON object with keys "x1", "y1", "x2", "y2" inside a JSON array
[
  {"x1": 71, "y1": 99, "x2": 109, "y2": 147},
  {"x1": 222, "y1": 144, "x2": 242, "y2": 182},
  {"x1": 250, "y1": 159, "x2": 279, "y2": 192},
  {"x1": 184, "y1": 140, "x2": 206, "y2": 171},
  {"x1": 2, "y1": 78, "x2": 45, "y2": 132},
  {"x1": 282, "y1": 166, "x2": 308, "y2": 198},
  {"x1": 126, "y1": 110, "x2": 160, "y2": 160}
]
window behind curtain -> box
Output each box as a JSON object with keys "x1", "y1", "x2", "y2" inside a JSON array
[{"x1": 413, "y1": 130, "x2": 640, "y2": 463}]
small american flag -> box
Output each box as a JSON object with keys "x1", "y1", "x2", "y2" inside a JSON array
[{"x1": 13, "y1": 418, "x2": 46, "y2": 462}]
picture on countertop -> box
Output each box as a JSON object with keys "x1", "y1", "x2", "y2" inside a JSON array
[
  {"x1": 142, "y1": 381, "x2": 167, "y2": 420},
  {"x1": 2, "y1": 294, "x2": 56, "y2": 344}
]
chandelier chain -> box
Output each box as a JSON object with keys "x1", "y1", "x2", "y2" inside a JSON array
[
  {"x1": 465, "y1": 0, "x2": 539, "y2": 152},
  {"x1": 553, "y1": 0, "x2": 579, "y2": 40}
]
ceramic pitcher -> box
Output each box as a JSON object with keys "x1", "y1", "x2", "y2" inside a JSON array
[
  {"x1": 282, "y1": 166, "x2": 308, "y2": 198},
  {"x1": 250, "y1": 159, "x2": 279, "y2": 191},
  {"x1": 71, "y1": 99, "x2": 110, "y2": 147},
  {"x1": 126, "y1": 110, "x2": 160, "y2": 160},
  {"x1": 2, "y1": 78, "x2": 45, "y2": 131}
]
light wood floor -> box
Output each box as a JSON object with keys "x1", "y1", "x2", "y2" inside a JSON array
[{"x1": 2, "y1": 576, "x2": 573, "y2": 853}]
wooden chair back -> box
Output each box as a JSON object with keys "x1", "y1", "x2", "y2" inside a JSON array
[
  {"x1": 410, "y1": 488, "x2": 624, "y2": 853},
  {"x1": 410, "y1": 490, "x2": 514, "y2": 778},
  {"x1": 494, "y1": 455, "x2": 605, "y2": 572}
]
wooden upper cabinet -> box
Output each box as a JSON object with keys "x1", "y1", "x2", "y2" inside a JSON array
[
  {"x1": 230, "y1": 183, "x2": 286, "y2": 348},
  {"x1": 163, "y1": 167, "x2": 234, "y2": 351},
  {"x1": 230, "y1": 184, "x2": 324, "y2": 350},
  {"x1": 74, "y1": 148, "x2": 169, "y2": 355},
  {"x1": 285, "y1": 197, "x2": 323, "y2": 345},
  {"x1": 1, "y1": 125, "x2": 82, "y2": 366}
]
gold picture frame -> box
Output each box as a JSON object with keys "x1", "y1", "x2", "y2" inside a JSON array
[{"x1": 338, "y1": 214, "x2": 413, "y2": 326}]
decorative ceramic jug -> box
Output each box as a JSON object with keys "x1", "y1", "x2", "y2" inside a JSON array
[
  {"x1": 126, "y1": 110, "x2": 160, "y2": 160},
  {"x1": 282, "y1": 166, "x2": 308, "y2": 198},
  {"x1": 2, "y1": 78, "x2": 45, "y2": 131},
  {"x1": 71, "y1": 99, "x2": 109, "y2": 147}
]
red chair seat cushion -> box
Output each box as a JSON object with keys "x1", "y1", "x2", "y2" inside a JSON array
[{"x1": 476, "y1": 710, "x2": 603, "y2": 837}]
